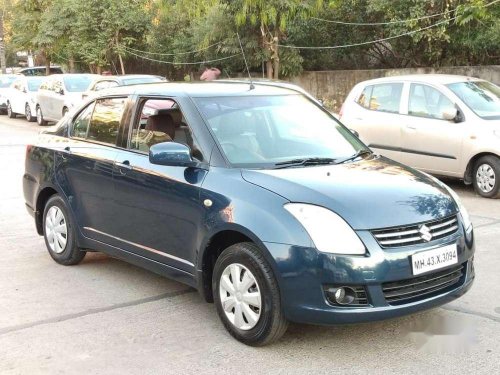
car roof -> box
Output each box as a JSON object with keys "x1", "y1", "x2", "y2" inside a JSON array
[
  {"x1": 358, "y1": 74, "x2": 484, "y2": 86},
  {"x1": 98, "y1": 80, "x2": 302, "y2": 98}
]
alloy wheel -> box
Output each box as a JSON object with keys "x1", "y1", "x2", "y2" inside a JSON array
[
  {"x1": 45, "y1": 206, "x2": 68, "y2": 254},
  {"x1": 219, "y1": 263, "x2": 262, "y2": 330},
  {"x1": 36, "y1": 107, "x2": 43, "y2": 125},
  {"x1": 476, "y1": 163, "x2": 496, "y2": 194},
  {"x1": 25, "y1": 104, "x2": 32, "y2": 121}
]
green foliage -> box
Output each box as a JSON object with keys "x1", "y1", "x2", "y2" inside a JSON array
[{"x1": 6, "y1": 0, "x2": 500, "y2": 76}]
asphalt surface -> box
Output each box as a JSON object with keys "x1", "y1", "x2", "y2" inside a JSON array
[{"x1": 0, "y1": 115, "x2": 499, "y2": 374}]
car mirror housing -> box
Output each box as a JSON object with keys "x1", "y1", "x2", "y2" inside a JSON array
[
  {"x1": 149, "y1": 142, "x2": 201, "y2": 168},
  {"x1": 442, "y1": 107, "x2": 458, "y2": 121}
]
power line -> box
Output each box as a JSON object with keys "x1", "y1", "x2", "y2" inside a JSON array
[
  {"x1": 121, "y1": 40, "x2": 225, "y2": 56},
  {"x1": 311, "y1": 0, "x2": 499, "y2": 25},
  {"x1": 278, "y1": 0, "x2": 499, "y2": 50},
  {"x1": 125, "y1": 48, "x2": 242, "y2": 65}
]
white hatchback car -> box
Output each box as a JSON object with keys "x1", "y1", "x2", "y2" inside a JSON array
[
  {"x1": 6, "y1": 76, "x2": 45, "y2": 121},
  {"x1": 340, "y1": 74, "x2": 500, "y2": 198},
  {"x1": 36, "y1": 74, "x2": 99, "y2": 125}
]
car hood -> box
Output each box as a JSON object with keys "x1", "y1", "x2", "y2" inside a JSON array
[{"x1": 241, "y1": 156, "x2": 457, "y2": 230}]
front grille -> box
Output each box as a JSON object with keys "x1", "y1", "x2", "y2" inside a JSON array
[
  {"x1": 382, "y1": 263, "x2": 465, "y2": 305},
  {"x1": 372, "y1": 215, "x2": 458, "y2": 248}
]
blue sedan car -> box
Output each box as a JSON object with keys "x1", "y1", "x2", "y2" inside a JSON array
[{"x1": 23, "y1": 81, "x2": 475, "y2": 345}]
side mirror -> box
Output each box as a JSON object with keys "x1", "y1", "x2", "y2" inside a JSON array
[
  {"x1": 442, "y1": 107, "x2": 458, "y2": 121},
  {"x1": 349, "y1": 128, "x2": 359, "y2": 138},
  {"x1": 149, "y1": 142, "x2": 200, "y2": 167}
]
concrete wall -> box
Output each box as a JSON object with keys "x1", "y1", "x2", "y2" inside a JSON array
[{"x1": 290, "y1": 65, "x2": 500, "y2": 113}]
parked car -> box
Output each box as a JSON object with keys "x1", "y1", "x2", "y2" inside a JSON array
[
  {"x1": 18, "y1": 66, "x2": 64, "y2": 76},
  {"x1": 340, "y1": 75, "x2": 500, "y2": 198},
  {"x1": 82, "y1": 74, "x2": 167, "y2": 101},
  {"x1": 24, "y1": 81, "x2": 474, "y2": 346},
  {"x1": 36, "y1": 73, "x2": 99, "y2": 125},
  {"x1": 6, "y1": 76, "x2": 45, "y2": 121},
  {"x1": 0, "y1": 74, "x2": 20, "y2": 114}
]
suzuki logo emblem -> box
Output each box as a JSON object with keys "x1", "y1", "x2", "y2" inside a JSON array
[{"x1": 419, "y1": 224, "x2": 433, "y2": 242}]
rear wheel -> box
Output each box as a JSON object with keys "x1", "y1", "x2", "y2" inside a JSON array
[
  {"x1": 473, "y1": 155, "x2": 500, "y2": 198},
  {"x1": 25, "y1": 104, "x2": 35, "y2": 122},
  {"x1": 36, "y1": 106, "x2": 48, "y2": 126},
  {"x1": 213, "y1": 242, "x2": 288, "y2": 346},
  {"x1": 7, "y1": 102, "x2": 16, "y2": 118},
  {"x1": 43, "y1": 195, "x2": 86, "y2": 265}
]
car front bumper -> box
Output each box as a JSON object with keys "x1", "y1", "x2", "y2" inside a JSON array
[{"x1": 264, "y1": 223, "x2": 475, "y2": 325}]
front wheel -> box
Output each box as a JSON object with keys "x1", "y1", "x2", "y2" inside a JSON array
[
  {"x1": 25, "y1": 104, "x2": 35, "y2": 122},
  {"x1": 213, "y1": 242, "x2": 288, "y2": 346},
  {"x1": 36, "y1": 106, "x2": 48, "y2": 126},
  {"x1": 43, "y1": 195, "x2": 86, "y2": 265},
  {"x1": 7, "y1": 102, "x2": 16, "y2": 118},
  {"x1": 473, "y1": 155, "x2": 500, "y2": 198}
]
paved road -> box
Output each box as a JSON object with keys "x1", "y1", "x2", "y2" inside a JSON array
[{"x1": 1, "y1": 116, "x2": 499, "y2": 374}]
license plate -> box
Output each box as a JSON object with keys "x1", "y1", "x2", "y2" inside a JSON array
[{"x1": 411, "y1": 244, "x2": 458, "y2": 276}]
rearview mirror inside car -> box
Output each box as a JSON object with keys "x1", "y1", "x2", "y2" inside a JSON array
[{"x1": 149, "y1": 142, "x2": 200, "y2": 168}]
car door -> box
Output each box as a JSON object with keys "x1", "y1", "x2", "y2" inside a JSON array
[
  {"x1": 347, "y1": 82, "x2": 405, "y2": 162},
  {"x1": 37, "y1": 79, "x2": 52, "y2": 118},
  {"x1": 109, "y1": 96, "x2": 209, "y2": 272},
  {"x1": 55, "y1": 97, "x2": 128, "y2": 244},
  {"x1": 51, "y1": 78, "x2": 65, "y2": 120},
  {"x1": 401, "y1": 83, "x2": 463, "y2": 176},
  {"x1": 10, "y1": 79, "x2": 23, "y2": 113}
]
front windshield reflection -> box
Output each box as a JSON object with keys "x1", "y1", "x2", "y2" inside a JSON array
[{"x1": 194, "y1": 95, "x2": 367, "y2": 168}]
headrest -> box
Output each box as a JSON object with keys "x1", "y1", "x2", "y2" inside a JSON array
[{"x1": 145, "y1": 113, "x2": 175, "y2": 139}]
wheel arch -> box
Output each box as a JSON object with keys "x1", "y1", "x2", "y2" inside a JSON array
[
  {"x1": 35, "y1": 185, "x2": 61, "y2": 235},
  {"x1": 464, "y1": 152, "x2": 499, "y2": 184},
  {"x1": 197, "y1": 225, "x2": 280, "y2": 303}
]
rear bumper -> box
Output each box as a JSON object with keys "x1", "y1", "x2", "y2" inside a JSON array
[{"x1": 264, "y1": 223, "x2": 475, "y2": 325}]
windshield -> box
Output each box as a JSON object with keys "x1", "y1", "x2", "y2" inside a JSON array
[
  {"x1": 63, "y1": 76, "x2": 93, "y2": 92},
  {"x1": 27, "y1": 78, "x2": 44, "y2": 91},
  {"x1": 447, "y1": 81, "x2": 500, "y2": 120},
  {"x1": 194, "y1": 94, "x2": 368, "y2": 168},
  {"x1": 0, "y1": 76, "x2": 16, "y2": 88},
  {"x1": 122, "y1": 77, "x2": 164, "y2": 85}
]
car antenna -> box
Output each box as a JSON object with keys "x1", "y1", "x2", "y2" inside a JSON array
[{"x1": 237, "y1": 31, "x2": 255, "y2": 90}]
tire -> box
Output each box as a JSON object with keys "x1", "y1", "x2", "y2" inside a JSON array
[
  {"x1": 42, "y1": 195, "x2": 86, "y2": 265},
  {"x1": 473, "y1": 155, "x2": 500, "y2": 198},
  {"x1": 36, "y1": 106, "x2": 48, "y2": 126},
  {"x1": 213, "y1": 242, "x2": 288, "y2": 346},
  {"x1": 7, "y1": 102, "x2": 16, "y2": 118},
  {"x1": 25, "y1": 103, "x2": 35, "y2": 122}
]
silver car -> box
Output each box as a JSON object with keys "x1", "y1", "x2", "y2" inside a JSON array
[
  {"x1": 341, "y1": 74, "x2": 500, "y2": 198},
  {"x1": 36, "y1": 74, "x2": 99, "y2": 125}
]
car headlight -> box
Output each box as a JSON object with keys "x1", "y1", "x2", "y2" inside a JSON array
[
  {"x1": 284, "y1": 203, "x2": 365, "y2": 255},
  {"x1": 444, "y1": 185, "x2": 472, "y2": 231}
]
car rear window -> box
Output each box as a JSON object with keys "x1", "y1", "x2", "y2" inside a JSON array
[{"x1": 356, "y1": 83, "x2": 403, "y2": 114}]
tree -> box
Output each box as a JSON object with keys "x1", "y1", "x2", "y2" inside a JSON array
[{"x1": 231, "y1": 0, "x2": 323, "y2": 78}]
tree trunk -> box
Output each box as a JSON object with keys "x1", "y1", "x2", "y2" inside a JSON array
[
  {"x1": 45, "y1": 54, "x2": 51, "y2": 76},
  {"x1": 273, "y1": 41, "x2": 279, "y2": 80},
  {"x1": 0, "y1": 16, "x2": 6, "y2": 74},
  {"x1": 118, "y1": 53, "x2": 125, "y2": 75},
  {"x1": 96, "y1": 65, "x2": 102, "y2": 75},
  {"x1": 69, "y1": 57, "x2": 75, "y2": 73},
  {"x1": 266, "y1": 60, "x2": 273, "y2": 79}
]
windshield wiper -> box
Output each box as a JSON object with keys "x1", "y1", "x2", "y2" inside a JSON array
[
  {"x1": 335, "y1": 149, "x2": 372, "y2": 164},
  {"x1": 274, "y1": 157, "x2": 337, "y2": 169}
]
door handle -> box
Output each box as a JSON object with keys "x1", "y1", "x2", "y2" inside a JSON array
[
  {"x1": 406, "y1": 124, "x2": 417, "y2": 130},
  {"x1": 115, "y1": 160, "x2": 133, "y2": 174}
]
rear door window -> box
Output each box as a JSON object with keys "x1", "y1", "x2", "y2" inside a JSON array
[
  {"x1": 356, "y1": 83, "x2": 403, "y2": 113},
  {"x1": 86, "y1": 98, "x2": 126, "y2": 145}
]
